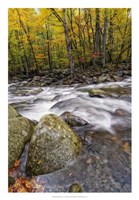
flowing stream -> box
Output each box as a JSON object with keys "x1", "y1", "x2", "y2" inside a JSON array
[
  {"x1": 8, "y1": 77, "x2": 131, "y2": 192},
  {"x1": 9, "y1": 77, "x2": 131, "y2": 134}
]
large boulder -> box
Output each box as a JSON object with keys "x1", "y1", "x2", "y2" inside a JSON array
[
  {"x1": 8, "y1": 105, "x2": 20, "y2": 119},
  {"x1": 81, "y1": 86, "x2": 130, "y2": 98},
  {"x1": 8, "y1": 106, "x2": 34, "y2": 168},
  {"x1": 26, "y1": 114, "x2": 82, "y2": 176}
]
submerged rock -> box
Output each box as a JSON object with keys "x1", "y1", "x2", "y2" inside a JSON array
[
  {"x1": 8, "y1": 106, "x2": 34, "y2": 168},
  {"x1": 26, "y1": 114, "x2": 82, "y2": 176},
  {"x1": 82, "y1": 86, "x2": 130, "y2": 98},
  {"x1": 60, "y1": 112, "x2": 88, "y2": 127},
  {"x1": 88, "y1": 89, "x2": 110, "y2": 98}
]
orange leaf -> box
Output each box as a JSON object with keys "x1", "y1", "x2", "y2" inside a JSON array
[{"x1": 13, "y1": 160, "x2": 20, "y2": 168}]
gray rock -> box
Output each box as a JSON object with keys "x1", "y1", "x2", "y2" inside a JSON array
[
  {"x1": 32, "y1": 76, "x2": 41, "y2": 81},
  {"x1": 98, "y1": 74, "x2": 108, "y2": 82},
  {"x1": 63, "y1": 69, "x2": 71, "y2": 76},
  {"x1": 113, "y1": 75, "x2": 123, "y2": 82},
  {"x1": 60, "y1": 112, "x2": 88, "y2": 127},
  {"x1": 116, "y1": 70, "x2": 123, "y2": 77},
  {"x1": 26, "y1": 114, "x2": 82, "y2": 176},
  {"x1": 27, "y1": 88, "x2": 43, "y2": 95},
  {"x1": 92, "y1": 77, "x2": 98, "y2": 84}
]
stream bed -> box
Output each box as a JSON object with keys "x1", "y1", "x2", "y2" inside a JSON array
[{"x1": 8, "y1": 77, "x2": 131, "y2": 192}]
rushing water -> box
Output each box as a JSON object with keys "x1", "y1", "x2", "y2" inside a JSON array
[{"x1": 9, "y1": 77, "x2": 131, "y2": 134}]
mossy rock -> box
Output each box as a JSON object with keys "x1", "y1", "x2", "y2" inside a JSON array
[
  {"x1": 102, "y1": 87, "x2": 130, "y2": 96},
  {"x1": 26, "y1": 114, "x2": 82, "y2": 176},
  {"x1": 80, "y1": 86, "x2": 130, "y2": 98},
  {"x1": 8, "y1": 105, "x2": 20, "y2": 119},
  {"x1": 8, "y1": 116, "x2": 34, "y2": 168},
  {"x1": 69, "y1": 183, "x2": 83, "y2": 192},
  {"x1": 88, "y1": 89, "x2": 110, "y2": 98}
]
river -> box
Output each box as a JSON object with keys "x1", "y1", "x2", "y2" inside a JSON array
[{"x1": 8, "y1": 77, "x2": 131, "y2": 192}]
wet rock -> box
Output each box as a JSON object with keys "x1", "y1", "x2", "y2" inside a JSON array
[
  {"x1": 14, "y1": 88, "x2": 43, "y2": 97},
  {"x1": 98, "y1": 74, "x2": 111, "y2": 82},
  {"x1": 114, "y1": 108, "x2": 130, "y2": 117},
  {"x1": 116, "y1": 70, "x2": 124, "y2": 77},
  {"x1": 89, "y1": 89, "x2": 110, "y2": 98},
  {"x1": 86, "y1": 158, "x2": 93, "y2": 165},
  {"x1": 79, "y1": 86, "x2": 128, "y2": 98},
  {"x1": 113, "y1": 75, "x2": 124, "y2": 82},
  {"x1": 85, "y1": 78, "x2": 92, "y2": 84},
  {"x1": 27, "y1": 88, "x2": 43, "y2": 95},
  {"x1": 88, "y1": 86, "x2": 130, "y2": 98},
  {"x1": 58, "y1": 74, "x2": 65, "y2": 79},
  {"x1": 63, "y1": 69, "x2": 71, "y2": 76},
  {"x1": 43, "y1": 78, "x2": 54, "y2": 85},
  {"x1": 123, "y1": 70, "x2": 131, "y2": 76},
  {"x1": 102, "y1": 87, "x2": 130, "y2": 97},
  {"x1": 69, "y1": 183, "x2": 83, "y2": 192},
  {"x1": 26, "y1": 114, "x2": 82, "y2": 176},
  {"x1": 60, "y1": 112, "x2": 88, "y2": 127},
  {"x1": 92, "y1": 77, "x2": 98, "y2": 84},
  {"x1": 8, "y1": 106, "x2": 34, "y2": 168},
  {"x1": 105, "y1": 84, "x2": 121, "y2": 89},
  {"x1": 32, "y1": 76, "x2": 41, "y2": 81}
]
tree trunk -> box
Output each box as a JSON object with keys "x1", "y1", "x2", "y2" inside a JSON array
[
  {"x1": 63, "y1": 9, "x2": 76, "y2": 78},
  {"x1": 102, "y1": 9, "x2": 108, "y2": 67},
  {"x1": 94, "y1": 8, "x2": 101, "y2": 66},
  {"x1": 16, "y1": 9, "x2": 39, "y2": 74},
  {"x1": 68, "y1": 9, "x2": 82, "y2": 71},
  {"x1": 84, "y1": 9, "x2": 92, "y2": 49},
  {"x1": 15, "y1": 30, "x2": 29, "y2": 76},
  {"x1": 51, "y1": 8, "x2": 76, "y2": 78},
  {"x1": 46, "y1": 24, "x2": 52, "y2": 71},
  {"x1": 108, "y1": 11, "x2": 114, "y2": 63}
]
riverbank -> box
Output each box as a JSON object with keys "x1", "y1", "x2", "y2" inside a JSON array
[{"x1": 9, "y1": 64, "x2": 131, "y2": 87}]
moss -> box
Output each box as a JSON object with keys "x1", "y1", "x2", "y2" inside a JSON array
[
  {"x1": 8, "y1": 117, "x2": 34, "y2": 168},
  {"x1": 69, "y1": 183, "x2": 83, "y2": 192},
  {"x1": 8, "y1": 105, "x2": 20, "y2": 119},
  {"x1": 26, "y1": 114, "x2": 82, "y2": 176}
]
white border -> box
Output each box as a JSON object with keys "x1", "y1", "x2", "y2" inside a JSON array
[{"x1": 1, "y1": 1, "x2": 138, "y2": 200}]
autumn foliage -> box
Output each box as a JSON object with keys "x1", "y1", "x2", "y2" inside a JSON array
[
  {"x1": 8, "y1": 178, "x2": 44, "y2": 192},
  {"x1": 8, "y1": 8, "x2": 131, "y2": 76},
  {"x1": 8, "y1": 159, "x2": 44, "y2": 192}
]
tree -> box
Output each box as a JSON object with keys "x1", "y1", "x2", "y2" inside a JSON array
[
  {"x1": 15, "y1": 9, "x2": 39, "y2": 73},
  {"x1": 8, "y1": 8, "x2": 131, "y2": 77},
  {"x1": 102, "y1": 8, "x2": 108, "y2": 67},
  {"x1": 51, "y1": 8, "x2": 76, "y2": 78},
  {"x1": 94, "y1": 8, "x2": 101, "y2": 65}
]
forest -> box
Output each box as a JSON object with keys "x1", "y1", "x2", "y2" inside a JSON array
[{"x1": 8, "y1": 8, "x2": 131, "y2": 80}]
